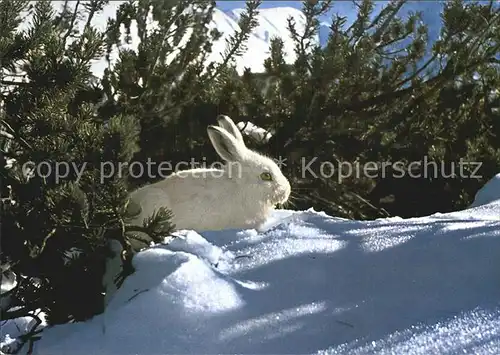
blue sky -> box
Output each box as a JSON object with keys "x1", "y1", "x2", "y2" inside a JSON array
[
  {"x1": 216, "y1": 1, "x2": 447, "y2": 46},
  {"x1": 215, "y1": 1, "x2": 446, "y2": 34},
  {"x1": 215, "y1": 1, "x2": 446, "y2": 18},
  {"x1": 215, "y1": 1, "x2": 499, "y2": 55},
  {"x1": 216, "y1": 1, "x2": 375, "y2": 21},
  {"x1": 216, "y1": 1, "x2": 303, "y2": 12}
]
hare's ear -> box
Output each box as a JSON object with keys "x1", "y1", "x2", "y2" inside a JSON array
[
  {"x1": 216, "y1": 115, "x2": 245, "y2": 146},
  {"x1": 207, "y1": 125, "x2": 246, "y2": 162}
]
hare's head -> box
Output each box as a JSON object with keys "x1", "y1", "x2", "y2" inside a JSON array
[{"x1": 207, "y1": 115, "x2": 291, "y2": 207}]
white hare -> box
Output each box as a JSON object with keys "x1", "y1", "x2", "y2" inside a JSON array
[{"x1": 126, "y1": 115, "x2": 291, "y2": 231}]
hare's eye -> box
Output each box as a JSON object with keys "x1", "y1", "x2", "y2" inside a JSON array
[{"x1": 260, "y1": 172, "x2": 273, "y2": 181}]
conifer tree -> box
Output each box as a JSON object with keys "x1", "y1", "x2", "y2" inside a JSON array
[
  {"x1": 2, "y1": 1, "x2": 499, "y2": 348},
  {"x1": 0, "y1": 0, "x2": 168, "y2": 329},
  {"x1": 213, "y1": 0, "x2": 500, "y2": 218},
  {"x1": 0, "y1": 0, "x2": 262, "y2": 339},
  {"x1": 100, "y1": 0, "x2": 262, "y2": 187}
]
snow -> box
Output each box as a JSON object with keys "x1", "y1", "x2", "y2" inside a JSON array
[
  {"x1": 236, "y1": 121, "x2": 273, "y2": 143},
  {"x1": 470, "y1": 173, "x2": 500, "y2": 208},
  {"x1": 6, "y1": 1, "x2": 458, "y2": 84},
  {"x1": 4, "y1": 3, "x2": 500, "y2": 351},
  {"x1": 3, "y1": 174, "x2": 500, "y2": 354},
  {"x1": 205, "y1": 8, "x2": 277, "y2": 75},
  {"x1": 226, "y1": 6, "x2": 316, "y2": 64},
  {"x1": 10, "y1": 2, "x2": 319, "y2": 79}
]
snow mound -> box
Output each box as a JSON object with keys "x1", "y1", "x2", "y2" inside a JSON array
[
  {"x1": 3, "y1": 195, "x2": 498, "y2": 354},
  {"x1": 470, "y1": 173, "x2": 500, "y2": 208}
]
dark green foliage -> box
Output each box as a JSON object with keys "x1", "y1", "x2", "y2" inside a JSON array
[
  {"x1": 100, "y1": 0, "x2": 262, "y2": 188},
  {"x1": 0, "y1": 0, "x2": 174, "y2": 326},
  {"x1": 199, "y1": 0, "x2": 500, "y2": 219},
  {"x1": 0, "y1": 0, "x2": 261, "y2": 330}
]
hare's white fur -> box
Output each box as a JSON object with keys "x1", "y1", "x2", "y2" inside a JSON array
[{"x1": 127, "y1": 115, "x2": 291, "y2": 231}]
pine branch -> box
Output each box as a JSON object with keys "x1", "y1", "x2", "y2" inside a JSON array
[
  {"x1": 142, "y1": 0, "x2": 262, "y2": 128},
  {"x1": 218, "y1": 0, "x2": 261, "y2": 64},
  {"x1": 83, "y1": 0, "x2": 107, "y2": 32},
  {"x1": 0, "y1": 80, "x2": 29, "y2": 86},
  {"x1": 1, "y1": 119, "x2": 33, "y2": 150},
  {"x1": 62, "y1": 0, "x2": 80, "y2": 43},
  {"x1": 394, "y1": 52, "x2": 438, "y2": 88}
]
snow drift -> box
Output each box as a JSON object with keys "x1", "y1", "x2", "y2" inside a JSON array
[{"x1": 2, "y1": 173, "x2": 500, "y2": 354}]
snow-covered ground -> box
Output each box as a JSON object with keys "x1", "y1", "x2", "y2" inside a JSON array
[{"x1": 2, "y1": 174, "x2": 500, "y2": 354}]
